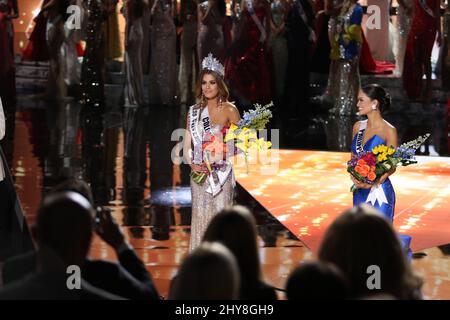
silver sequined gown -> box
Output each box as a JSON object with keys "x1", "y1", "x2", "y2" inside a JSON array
[
  {"x1": 328, "y1": 4, "x2": 362, "y2": 115},
  {"x1": 189, "y1": 110, "x2": 234, "y2": 252},
  {"x1": 149, "y1": 0, "x2": 178, "y2": 105},
  {"x1": 324, "y1": 0, "x2": 343, "y2": 98}
]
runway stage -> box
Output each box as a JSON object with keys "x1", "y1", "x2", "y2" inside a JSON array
[{"x1": 234, "y1": 149, "x2": 450, "y2": 253}]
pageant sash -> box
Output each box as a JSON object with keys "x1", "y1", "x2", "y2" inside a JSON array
[
  {"x1": 366, "y1": 184, "x2": 389, "y2": 207},
  {"x1": 419, "y1": 0, "x2": 435, "y2": 18},
  {"x1": 355, "y1": 120, "x2": 367, "y2": 155},
  {"x1": 245, "y1": 0, "x2": 267, "y2": 43},
  {"x1": 189, "y1": 105, "x2": 203, "y2": 164},
  {"x1": 189, "y1": 106, "x2": 233, "y2": 196}
]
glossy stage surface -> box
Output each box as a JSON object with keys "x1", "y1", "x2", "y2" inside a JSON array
[
  {"x1": 4, "y1": 98, "x2": 450, "y2": 299},
  {"x1": 233, "y1": 150, "x2": 450, "y2": 253}
]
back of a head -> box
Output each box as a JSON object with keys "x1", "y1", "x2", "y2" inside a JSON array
[
  {"x1": 286, "y1": 262, "x2": 349, "y2": 300},
  {"x1": 318, "y1": 204, "x2": 422, "y2": 299},
  {"x1": 36, "y1": 191, "x2": 94, "y2": 265},
  {"x1": 169, "y1": 242, "x2": 240, "y2": 300},
  {"x1": 202, "y1": 205, "x2": 261, "y2": 297},
  {"x1": 51, "y1": 178, "x2": 94, "y2": 205}
]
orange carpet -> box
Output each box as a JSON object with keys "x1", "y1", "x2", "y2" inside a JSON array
[{"x1": 234, "y1": 149, "x2": 450, "y2": 253}]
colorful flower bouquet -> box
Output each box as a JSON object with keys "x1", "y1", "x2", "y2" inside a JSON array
[
  {"x1": 347, "y1": 134, "x2": 431, "y2": 192},
  {"x1": 190, "y1": 102, "x2": 273, "y2": 184}
]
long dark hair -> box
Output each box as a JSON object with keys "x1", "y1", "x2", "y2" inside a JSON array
[
  {"x1": 202, "y1": 206, "x2": 262, "y2": 299},
  {"x1": 318, "y1": 204, "x2": 423, "y2": 299},
  {"x1": 361, "y1": 83, "x2": 391, "y2": 114}
]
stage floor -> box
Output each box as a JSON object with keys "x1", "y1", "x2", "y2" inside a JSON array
[
  {"x1": 233, "y1": 149, "x2": 450, "y2": 253},
  {"x1": 8, "y1": 101, "x2": 450, "y2": 299}
]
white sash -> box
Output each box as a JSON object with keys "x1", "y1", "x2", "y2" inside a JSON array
[
  {"x1": 366, "y1": 185, "x2": 389, "y2": 207},
  {"x1": 189, "y1": 106, "x2": 235, "y2": 196},
  {"x1": 355, "y1": 120, "x2": 367, "y2": 155},
  {"x1": 245, "y1": 0, "x2": 267, "y2": 43}
]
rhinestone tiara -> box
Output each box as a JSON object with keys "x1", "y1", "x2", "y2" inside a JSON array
[{"x1": 201, "y1": 53, "x2": 225, "y2": 77}]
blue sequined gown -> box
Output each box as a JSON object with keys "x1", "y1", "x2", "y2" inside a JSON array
[{"x1": 352, "y1": 120, "x2": 412, "y2": 259}]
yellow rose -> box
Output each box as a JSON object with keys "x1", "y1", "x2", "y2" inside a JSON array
[
  {"x1": 372, "y1": 146, "x2": 379, "y2": 155},
  {"x1": 377, "y1": 154, "x2": 384, "y2": 162}
]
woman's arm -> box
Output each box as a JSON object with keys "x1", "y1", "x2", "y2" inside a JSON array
[
  {"x1": 0, "y1": 99, "x2": 5, "y2": 140},
  {"x1": 226, "y1": 103, "x2": 241, "y2": 124},
  {"x1": 184, "y1": 111, "x2": 207, "y2": 173}
]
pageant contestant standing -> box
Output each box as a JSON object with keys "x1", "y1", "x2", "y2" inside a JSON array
[
  {"x1": 403, "y1": 0, "x2": 441, "y2": 102},
  {"x1": 184, "y1": 54, "x2": 240, "y2": 251},
  {"x1": 197, "y1": 0, "x2": 226, "y2": 64},
  {"x1": 269, "y1": 0, "x2": 288, "y2": 106},
  {"x1": 364, "y1": 0, "x2": 394, "y2": 62},
  {"x1": 351, "y1": 84, "x2": 411, "y2": 258},
  {"x1": 179, "y1": 0, "x2": 199, "y2": 105},
  {"x1": 41, "y1": 0, "x2": 70, "y2": 99},
  {"x1": 225, "y1": 0, "x2": 273, "y2": 105},
  {"x1": 283, "y1": 0, "x2": 315, "y2": 123},
  {"x1": 123, "y1": 0, "x2": 145, "y2": 107},
  {"x1": 22, "y1": 0, "x2": 51, "y2": 62},
  {"x1": 80, "y1": 0, "x2": 108, "y2": 109},
  {"x1": 394, "y1": 0, "x2": 414, "y2": 77},
  {"x1": 328, "y1": 0, "x2": 363, "y2": 115},
  {"x1": 148, "y1": 0, "x2": 177, "y2": 106}
]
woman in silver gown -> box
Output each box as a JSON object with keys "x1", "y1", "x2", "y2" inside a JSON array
[
  {"x1": 42, "y1": 0, "x2": 68, "y2": 99},
  {"x1": 123, "y1": 0, "x2": 144, "y2": 107},
  {"x1": 148, "y1": 0, "x2": 177, "y2": 106},
  {"x1": 393, "y1": 0, "x2": 413, "y2": 77},
  {"x1": 328, "y1": 0, "x2": 363, "y2": 115},
  {"x1": 184, "y1": 54, "x2": 240, "y2": 251}
]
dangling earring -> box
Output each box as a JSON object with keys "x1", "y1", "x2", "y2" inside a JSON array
[
  {"x1": 201, "y1": 93, "x2": 205, "y2": 106},
  {"x1": 218, "y1": 96, "x2": 223, "y2": 109}
]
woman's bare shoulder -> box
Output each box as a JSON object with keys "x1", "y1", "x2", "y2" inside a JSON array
[
  {"x1": 223, "y1": 102, "x2": 239, "y2": 114},
  {"x1": 223, "y1": 102, "x2": 241, "y2": 122}
]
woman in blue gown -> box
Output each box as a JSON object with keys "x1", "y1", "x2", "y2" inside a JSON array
[{"x1": 351, "y1": 84, "x2": 412, "y2": 260}]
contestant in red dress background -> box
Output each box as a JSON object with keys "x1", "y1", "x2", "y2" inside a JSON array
[
  {"x1": 403, "y1": 0, "x2": 441, "y2": 102},
  {"x1": 225, "y1": 0, "x2": 273, "y2": 106}
]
